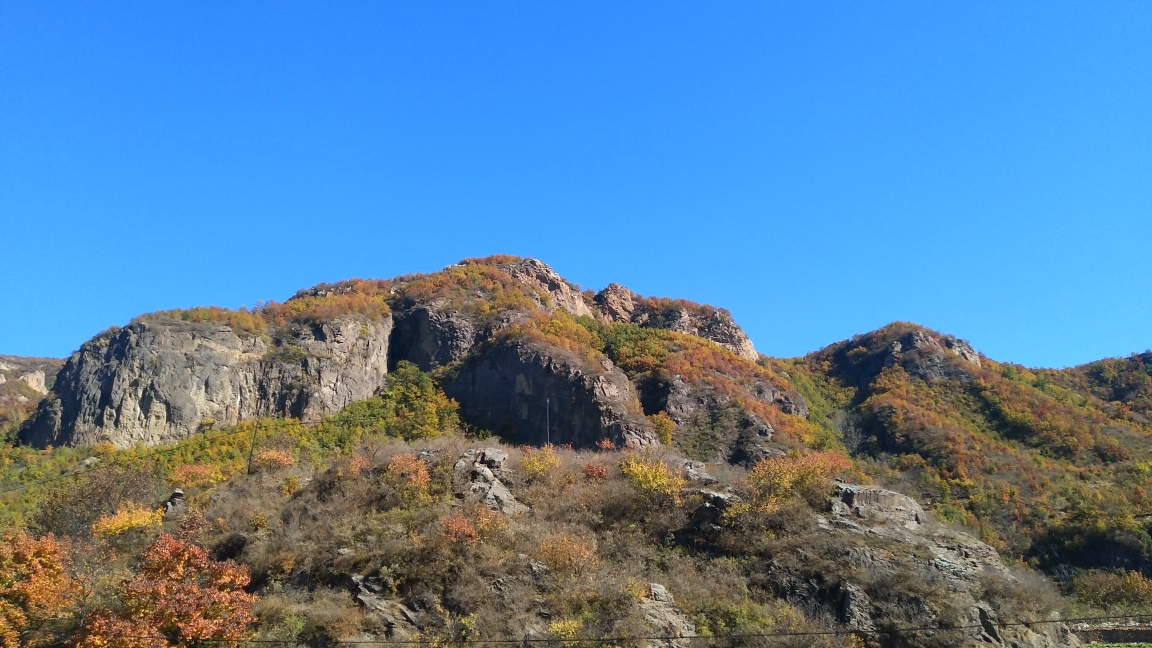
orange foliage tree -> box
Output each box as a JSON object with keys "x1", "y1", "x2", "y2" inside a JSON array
[
  {"x1": 0, "y1": 532, "x2": 79, "y2": 648},
  {"x1": 76, "y1": 534, "x2": 257, "y2": 648}
]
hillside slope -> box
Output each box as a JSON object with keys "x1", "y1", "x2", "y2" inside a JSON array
[
  {"x1": 0, "y1": 366, "x2": 1076, "y2": 648},
  {"x1": 780, "y1": 322, "x2": 1152, "y2": 579}
]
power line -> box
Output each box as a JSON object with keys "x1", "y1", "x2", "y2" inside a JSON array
[{"x1": 29, "y1": 613, "x2": 1152, "y2": 645}]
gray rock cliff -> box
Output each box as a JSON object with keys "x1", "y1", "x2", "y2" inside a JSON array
[
  {"x1": 20, "y1": 314, "x2": 390, "y2": 448},
  {"x1": 442, "y1": 339, "x2": 655, "y2": 449}
]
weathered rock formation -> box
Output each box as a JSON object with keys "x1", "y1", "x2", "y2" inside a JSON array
[
  {"x1": 504, "y1": 258, "x2": 595, "y2": 319},
  {"x1": 452, "y1": 447, "x2": 529, "y2": 514},
  {"x1": 638, "y1": 583, "x2": 696, "y2": 648},
  {"x1": 644, "y1": 372, "x2": 802, "y2": 463},
  {"x1": 21, "y1": 314, "x2": 390, "y2": 448},
  {"x1": 0, "y1": 354, "x2": 64, "y2": 431},
  {"x1": 886, "y1": 329, "x2": 982, "y2": 383},
  {"x1": 388, "y1": 305, "x2": 476, "y2": 371},
  {"x1": 442, "y1": 340, "x2": 656, "y2": 449},
  {"x1": 19, "y1": 371, "x2": 48, "y2": 395},
  {"x1": 18, "y1": 256, "x2": 774, "y2": 450},
  {"x1": 593, "y1": 283, "x2": 759, "y2": 361},
  {"x1": 804, "y1": 484, "x2": 1080, "y2": 647},
  {"x1": 594, "y1": 283, "x2": 636, "y2": 323}
]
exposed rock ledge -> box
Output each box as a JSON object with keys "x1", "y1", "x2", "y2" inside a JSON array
[{"x1": 20, "y1": 315, "x2": 390, "y2": 448}]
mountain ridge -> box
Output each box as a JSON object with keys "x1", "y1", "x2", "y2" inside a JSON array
[
  {"x1": 3, "y1": 256, "x2": 1151, "y2": 647},
  {"x1": 5, "y1": 257, "x2": 1152, "y2": 581}
]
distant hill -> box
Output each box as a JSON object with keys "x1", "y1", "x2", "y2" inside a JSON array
[
  {"x1": 0, "y1": 354, "x2": 63, "y2": 439},
  {"x1": 778, "y1": 322, "x2": 1152, "y2": 577}
]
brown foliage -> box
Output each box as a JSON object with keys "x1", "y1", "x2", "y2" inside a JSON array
[
  {"x1": 76, "y1": 534, "x2": 257, "y2": 648},
  {"x1": 0, "y1": 532, "x2": 79, "y2": 648}
]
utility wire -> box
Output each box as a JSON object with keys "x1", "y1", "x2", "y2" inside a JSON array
[{"x1": 27, "y1": 613, "x2": 1152, "y2": 645}]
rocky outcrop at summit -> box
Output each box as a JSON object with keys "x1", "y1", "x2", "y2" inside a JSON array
[
  {"x1": 20, "y1": 314, "x2": 390, "y2": 448},
  {"x1": 593, "y1": 284, "x2": 758, "y2": 361},
  {"x1": 442, "y1": 340, "x2": 656, "y2": 449},
  {"x1": 16, "y1": 256, "x2": 775, "y2": 450},
  {"x1": 504, "y1": 258, "x2": 595, "y2": 319},
  {"x1": 886, "y1": 329, "x2": 982, "y2": 383},
  {"x1": 594, "y1": 283, "x2": 636, "y2": 323}
]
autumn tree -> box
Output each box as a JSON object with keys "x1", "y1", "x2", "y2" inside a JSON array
[
  {"x1": 0, "y1": 532, "x2": 79, "y2": 648},
  {"x1": 75, "y1": 534, "x2": 257, "y2": 648}
]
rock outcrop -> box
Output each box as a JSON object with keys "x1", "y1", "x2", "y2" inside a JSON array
[
  {"x1": 21, "y1": 314, "x2": 390, "y2": 448},
  {"x1": 594, "y1": 284, "x2": 759, "y2": 361},
  {"x1": 388, "y1": 305, "x2": 476, "y2": 371},
  {"x1": 637, "y1": 583, "x2": 696, "y2": 648},
  {"x1": 453, "y1": 447, "x2": 529, "y2": 514},
  {"x1": 503, "y1": 258, "x2": 595, "y2": 319},
  {"x1": 351, "y1": 575, "x2": 422, "y2": 639},
  {"x1": 19, "y1": 371, "x2": 48, "y2": 395},
  {"x1": 885, "y1": 329, "x2": 982, "y2": 383},
  {"x1": 16, "y1": 256, "x2": 777, "y2": 451},
  {"x1": 650, "y1": 373, "x2": 800, "y2": 463},
  {"x1": 442, "y1": 340, "x2": 655, "y2": 449},
  {"x1": 594, "y1": 283, "x2": 636, "y2": 323},
  {"x1": 804, "y1": 484, "x2": 1080, "y2": 647},
  {"x1": 0, "y1": 354, "x2": 65, "y2": 431}
]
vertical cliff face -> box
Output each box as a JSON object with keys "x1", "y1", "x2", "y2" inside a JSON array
[
  {"x1": 441, "y1": 340, "x2": 655, "y2": 449},
  {"x1": 20, "y1": 315, "x2": 390, "y2": 448},
  {"x1": 388, "y1": 306, "x2": 476, "y2": 372},
  {"x1": 19, "y1": 256, "x2": 780, "y2": 451}
]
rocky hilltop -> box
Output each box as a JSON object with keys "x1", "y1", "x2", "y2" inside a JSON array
[
  {"x1": 20, "y1": 256, "x2": 775, "y2": 452},
  {"x1": 9, "y1": 258, "x2": 1147, "y2": 647}
]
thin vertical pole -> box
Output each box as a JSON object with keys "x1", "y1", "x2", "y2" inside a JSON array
[
  {"x1": 246, "y1": 420, "x2": 258, "y2": 475},
  {"x1": 546, "y1": 397, "x2": 550, "y2": 445}
]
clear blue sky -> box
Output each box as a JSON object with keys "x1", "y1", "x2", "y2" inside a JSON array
[{"x1": 1, "y1": 2, "x2": 1149, "y2": 368}]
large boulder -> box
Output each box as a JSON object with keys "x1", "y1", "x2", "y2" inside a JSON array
[
  {"x1": 638, "y1": 583, "x2": 696, "y2": 648},
  {"x1": 811, "y1": 484, "x2": 1080, "y2": 647},
  {"x1": 452, "y1": 447, "x2": 529, "y2": 515}
]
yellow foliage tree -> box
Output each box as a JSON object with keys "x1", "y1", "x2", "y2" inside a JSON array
[
  {"x1": 0, "y1": 532, "x2": 79, "y2": 648},
  {"x1": 620, "y1": 454, "x2": 685, "y2": 504},
  {"x1": 647, "y1": 412, "x2": 676, "y2": 445},
  {"x1": 521, "y1": 444, "x2": 561, "y2": 479},
  {"x1": 746, "y1": 451, "x2": 850, "y2": 511},
  {"x1": 92, "y1": 503, "x2": 165, "y2": 538}
]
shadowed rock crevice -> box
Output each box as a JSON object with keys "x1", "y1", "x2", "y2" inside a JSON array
[{"x1": 441, "y1": 340, "x2": 655, "y2": 449}]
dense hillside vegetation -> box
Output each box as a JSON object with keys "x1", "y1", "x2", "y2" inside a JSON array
[
  {"x1": 0, "y1": 363, "x2": 1075, "y2": 648},
  {"x1": 1, "y1": 256, "x2": 1149, "y2": 647},
  {"x1": 777, "y1": 323, "x2": 1152, "y2": 600}
]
